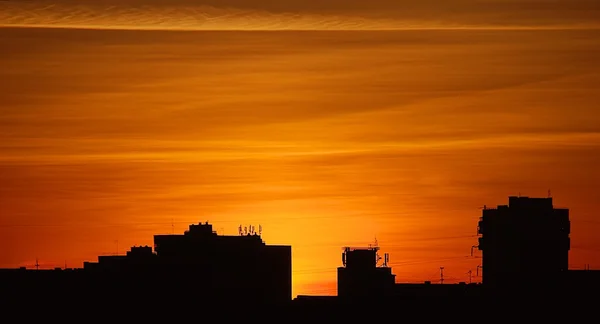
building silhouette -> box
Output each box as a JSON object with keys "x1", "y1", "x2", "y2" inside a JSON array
[
  {"x1": 476, "y1": 196, "x2": 570, "y2": 295},
  {"x1": 293, "y1": 242, "x2": 481, "y2": 305},
  {"x1": 2, "y1": 195, "x2": 600, "y2": 308},
  {"x1": 298, "y1": 195, "x2": 598, "y2": 303},
  {"x1": 337, "y1": 246, "x2": 395, "y2": 299},
  {"x1": 335, "y1": 245, "x2": 481, "y2": 301},
  {"x1": 1, "y1": 222, "x2": 291, "y2": 305}
]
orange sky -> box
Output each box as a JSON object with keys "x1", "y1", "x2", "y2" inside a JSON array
[{"x1": 1, "y1": 1, "x2": 600, "y2": 297}]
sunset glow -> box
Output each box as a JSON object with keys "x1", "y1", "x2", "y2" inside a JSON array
[{"x1": 1, "y1": 0, "x2": 600, "y2": 298}]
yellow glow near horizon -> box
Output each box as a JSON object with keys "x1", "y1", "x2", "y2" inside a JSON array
[{"x1": 1, "y1": 2, "x2": 600, "y2": 297}]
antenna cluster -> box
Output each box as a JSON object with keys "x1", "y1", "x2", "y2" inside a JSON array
[
  {"x1": 382, "y1": 253, "x2": 390, "y2": 267},
  {"x1": 238, "y1": 224, "x2": 262, "y2": 236}
]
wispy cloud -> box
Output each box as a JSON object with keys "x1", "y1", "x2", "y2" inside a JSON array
[
  {"x1": 1, "y1": 1, "x2": 599, "y2": 30},
  {"x1": 1, "y1": 9, "x2": 600, "y2": 292}
]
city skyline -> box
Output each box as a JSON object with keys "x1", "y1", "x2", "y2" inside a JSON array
[
  {"x1": 2, "y1": 0, "x2": 600, "y2": 298},
  {"x1": 4, "y1": 194, "x2": 598, "y2": 298}
]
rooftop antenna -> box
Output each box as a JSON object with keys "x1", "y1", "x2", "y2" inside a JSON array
[
  {"x1": 35, "y1": 258, "x2": 39, "y2": 270},
  {"x1": 471, "y1": 245, "x2": 479, "y2": 257},
  {"x1": 476, "y1": 264, "x2": 482, "y2": 276},
  {"x1": 467, "y1": 269, "x2": 472, "y2": 284},
  {"x1": 383, "y1": 253, "x2": 389, "y2": 267},
  {"x1": 548, "y1": 189, "x2": 552, "y2": 198},
  {"x1": 440, "y1": 266, "x2": 444, "y2": 284}
]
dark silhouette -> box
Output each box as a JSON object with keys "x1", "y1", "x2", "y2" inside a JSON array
[
  {"x1": 476, "y1": 195, "x2": 570, "y2": 296},
  {"x1": 1, "y1": 222, "x2": 291, "y2": 307},
  {"x1": 337, "y1": 246, "x2": 395, "y2": 299},
  {"x1": 295, "y1": 195, "x2": 600, "y2": 306},
  {"x1": 2, "y1": 195, "x2": 600, "y2": 312}
]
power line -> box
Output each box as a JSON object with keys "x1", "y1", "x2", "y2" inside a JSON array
[{"x1": 388, "y1": 255, "x2": 475, "y2": 267}]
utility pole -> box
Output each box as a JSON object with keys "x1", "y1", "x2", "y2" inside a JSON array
[
  {"x1": 467, "y1": 270, "x2": 472, "y2": 284},
  {"x1": 440, "y1": 266, "x2": 445, "y2": 284}
]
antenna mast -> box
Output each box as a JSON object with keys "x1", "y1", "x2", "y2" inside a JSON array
[
  {"x1": 467, "y1": 269, "x2": 472, "y2": 284},
  {"x1": 383, "y1": 253, "x2": 389, "y2": 267},
  {"x1": 440, "y1": 266, "x2": 444, "y2": 284},
  {"x1": 35, "y1": 258, "x2": 39, "y2": 270}
]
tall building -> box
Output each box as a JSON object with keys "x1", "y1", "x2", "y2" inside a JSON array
[
  {"x1": 476, "y1": 196, "x2": 570, "y2": 294},
  {"x1": 152, "y1": 222, "x2": 292, "y2": 303}
]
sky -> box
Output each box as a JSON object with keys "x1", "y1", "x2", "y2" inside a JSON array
[
  {"x1": 1, "y1": 0, "x2": 600, "y2": 30},
  {"x1": 1, "y1": 1, "x2": 600, "y2": 297}
]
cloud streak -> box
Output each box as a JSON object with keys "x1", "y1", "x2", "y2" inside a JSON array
[
  {"x1": 1, "y1": 1, "x2": 599, "y2": 30},
  {"x1": 1, "y1": 12, "x2": 600, "y2": 294}
]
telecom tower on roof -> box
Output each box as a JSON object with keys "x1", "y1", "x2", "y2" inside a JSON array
[{"x1": 337, "y1": 243, "x2": 395, "y2": 300}]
